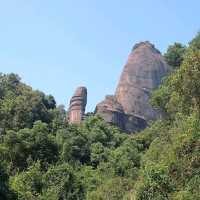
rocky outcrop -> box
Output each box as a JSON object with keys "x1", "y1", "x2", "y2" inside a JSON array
[
  {"x1": 115, "y1": 41, "x2": 170, "y2": 121},
  {"x1": 95, "y1": 41, "x2": 170, "y2": 133},
  {"x1": 95, "y1": 95, "x2": 125, "y2": 130},
  {"x1": 95, "y1": 95, "x2": 147, "y2": 133},
  {"x1": 68, "y1": 87, "x2": 87, "y2": 123}
]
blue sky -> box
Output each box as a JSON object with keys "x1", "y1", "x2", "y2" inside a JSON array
[{"x1": 0, "y1": 0, "x2": 199, "y2": 111}]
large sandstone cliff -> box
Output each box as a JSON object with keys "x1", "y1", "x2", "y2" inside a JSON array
[
  {"x1": 95, "y1": 41, "x2": 170, "y2": 132},
  {"x1": 115, "y1": 41, "x2": 169, "y2": 120}
]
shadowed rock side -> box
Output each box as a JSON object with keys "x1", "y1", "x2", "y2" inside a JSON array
[
  {"x1": 95, "y1": 96, "x2": 147, "y2": 133},
  {"x1": 95, "y1": 41, "x2": 170, "y2": 133},
  {"x1": 95, "y1": 95, "x2": 125, "y2": 130},
  {"x1": 68, "y1": 87, "x2": 87, "y2": 123}
]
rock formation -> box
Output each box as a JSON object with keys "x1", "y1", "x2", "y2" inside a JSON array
[
  {"x1": 67, "y1": 41, "x2": 170, "y2": 132},
  {"x1": 115, "y1": 41, "x2": 170, "y2": 121},
  {"x1": 68, "y1": 87, "x2": 87, "y2": 123},
  {"x1": 95, "y1": 95, "x2": 147, "y2": 132},
  {"x1": 95, "y1": 95, "x2": 125, "y2": 130},
  {"x1": 95, "y1": 41, "x2": 170, "y2": 133}
]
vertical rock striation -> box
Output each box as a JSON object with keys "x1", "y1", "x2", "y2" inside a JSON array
[
  {"x1": 115, "y1": 41, "x2": 170, "y2": 121},
  {"x1": 68, "y1": 87, "x2": 87, "y2": 123},
  {"x1": 95, "y1": 41, "x2": 170, "y2": 133}
]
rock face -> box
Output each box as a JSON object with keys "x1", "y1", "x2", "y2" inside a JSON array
[
  {"x1": 115, "y1": 41, "x2": 170, "y2": 121},
  {"x1": 95, "y1": 96, "x2": 147, "y2": 132},
  {"x1": 95, "y1": 41, "x2": 170, "y2": 133},
  {"x1": 68, "y1": 87, "x2": 87, "y2": 123},
  {"x1": 95, "y1": 95, "x2": 125, "y2": 130}
]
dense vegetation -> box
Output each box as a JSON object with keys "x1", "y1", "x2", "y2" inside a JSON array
[{"x1": 0, "y1": 33, "x2": 200, "y2": 200}]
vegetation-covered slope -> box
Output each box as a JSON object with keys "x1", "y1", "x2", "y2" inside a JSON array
[{"x1": 0, "y1": 32, "x2": 200, "y2": 200}]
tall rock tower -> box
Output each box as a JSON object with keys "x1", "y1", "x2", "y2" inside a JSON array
[
  {"x1": 68, "y1": 87, "x2": 87, "y2": 123},
  {"x1": 115, "y1": 41, "x2": 170, "y2": 121},
  {"x1": 95, "y1": 41, "x2": 170, "y2": 132}
]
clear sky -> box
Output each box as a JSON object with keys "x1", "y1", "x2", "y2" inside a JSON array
[{"x1": 0, "y1": 0, "x2": 199, "y2": 111}]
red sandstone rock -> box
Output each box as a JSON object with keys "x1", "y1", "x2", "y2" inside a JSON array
[
  {"x1": 95, "y1": 41, "x2": 170, "y2": 133},
  {"x1": 115, "y1": 41, "x2": 170, "y2": 121},
  {"x1": 68, "y1": 87, "x2": 87, "y2": 123},
  {"x1": 95, "y1": 95, "x2": 125, "y2": 130}
]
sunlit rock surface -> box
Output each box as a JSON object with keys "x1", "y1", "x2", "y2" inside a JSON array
[
  {"x1": 96, "y1": 41, "x2": 170, "y2": 132},
  {"x1": 68, "y1": 87, "x2": 87, "y2": 123}
]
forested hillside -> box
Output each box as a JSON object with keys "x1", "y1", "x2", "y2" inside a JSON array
[{"x1": 0, "y1": 33, "x2": 200, "y2": 200}]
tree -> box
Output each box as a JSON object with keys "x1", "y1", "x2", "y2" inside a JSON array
[
  {"x1": 1, "y1": 121, "x2": 58, "y2": 171},
  {"x1": 0, "y1": 73, "x2": 59, "y2": 132},
  {"x1": 0, "y1": 163, "x2": 15, "y2": 200},
  {"x1": 168, "y1": 48, "x2": 200, "y2": 115},
  {"x1": 90, "y1": 142, "x2": 108, "y2": 167},
  {"x1": 132, "y1": 113, "x2": 200, "y2": 200},
  {"x1": 151, "y1": 47, "x2": 200, "y2": 118},
  {"x1": 10, "y1": 162, "x2": 43, "y2": 200},
  {"x1": 189, "y1": 31, "x2": 200, "y2": 49},
  {"x1": 107, "y1": 138, "x2": 140, "y2": 178},
  {"x1": 42, "y1": 164, "x2": 84, "y2": 200},
  {"x1": 11, "y1": 162, "x2": 85, "y2": 200},
  {"x1": 135, "y1": 165, "x2": 174, "y2": 200},
  {"x1": 87, "y1": 177, "x2": 133, "y2": 200},
  {"x1": 164, "y1": 42, "x2": 186, "y2": 68}
]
